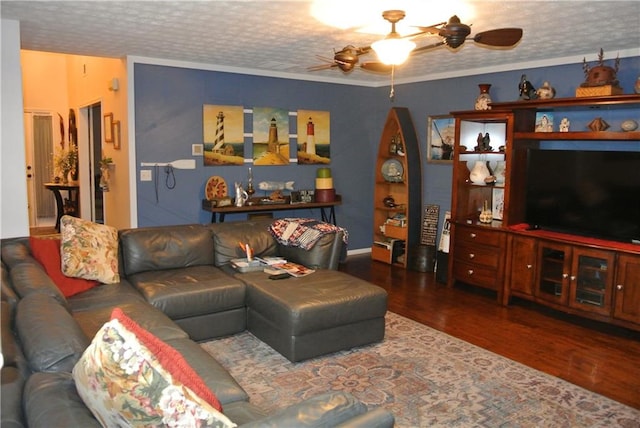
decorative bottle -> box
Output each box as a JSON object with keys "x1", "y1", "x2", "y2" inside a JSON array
[
  {"x1": 469, "y1": 160, "x2": 491, "y2": 185},
  {"x1": 474, "y1": 84, "x2": 492, "y2": 110}
]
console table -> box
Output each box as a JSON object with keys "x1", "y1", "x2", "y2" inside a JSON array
[
  {"x1": 202, "y1": 195, "x2": 341, "y2": 225},
  {"x1": 44, "y1": 182, "x2": 79, "y2": 231}
]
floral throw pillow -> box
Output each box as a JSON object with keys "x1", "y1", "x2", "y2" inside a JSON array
[
  {"x1": 72, "y1": 308, "x2": 236, "y2": 428},
  {"x1": 60, "y1": 215, "x2": 120, "y2": 284}
]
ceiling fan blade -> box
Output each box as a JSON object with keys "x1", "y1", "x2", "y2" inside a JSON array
[
  {"x1": 414, "y1": 22, "x2": 447, "y2": 35},
  {"x1": 360, "y1": 61, "x2": 392, "y2": 73},
  {"x1": 473, "y1": 28, "x2": 523, "y2": 47},
  {"x1": 412, "y1": 40, "x2": 446, "y2": 55},
  {"x1": 307, "y1": 63, "x2": 337, "y2": 71}
]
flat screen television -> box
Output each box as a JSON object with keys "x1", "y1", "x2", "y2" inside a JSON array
[{"x1": 525, "y1": 149, "x2": 640, "y2": 244}]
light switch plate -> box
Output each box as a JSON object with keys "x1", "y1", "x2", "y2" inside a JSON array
[{"x1": 140, "y1": 170, "x2": 152, "y2": 181}]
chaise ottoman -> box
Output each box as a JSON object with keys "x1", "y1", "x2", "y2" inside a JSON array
[{"x1": 239, "y1": 270, "x2": 388, "y2": 362}]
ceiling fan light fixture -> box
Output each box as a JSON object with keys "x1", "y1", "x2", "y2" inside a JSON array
[{"x1": 372, "y1": 34, "x2": 415, "y2": 65}]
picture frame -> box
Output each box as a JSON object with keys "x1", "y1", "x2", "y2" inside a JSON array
[
  {"x1": 103, "y1": 113, "x2": 114, "y2": 143},
  {"x1": 427, "y1": 115, "x2": 455, "y2": 163},
  {"x1": 113, "y1": 120, "x2": 121, "y2": 150}
]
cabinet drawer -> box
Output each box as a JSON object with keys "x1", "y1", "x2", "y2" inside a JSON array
[
  {"x1": 454, "y1": 242, "x2": 501, "y2": 268},
  {"x1": 453, "y1": 261, "x2": 499, "y2": 290},
  {"x1": 385, "y1": 225, "x2": 407, "y2": 240},
  {"x1": 455, "y1": 224, "x2": 504, "y2": 246}
]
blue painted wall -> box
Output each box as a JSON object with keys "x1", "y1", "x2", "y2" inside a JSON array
[{"x1": 134, "y1": 57, "x2": 639, "y2": 251}]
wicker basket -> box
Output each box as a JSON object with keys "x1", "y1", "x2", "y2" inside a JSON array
[{"x1": 575, "y1": 85, "x2": 623, "y2": 97}]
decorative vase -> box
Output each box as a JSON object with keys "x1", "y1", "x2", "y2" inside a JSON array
[
  {"x1": 469, "y1": 160, "x2": 491, "y2": 185},
  {"x1": 493, "y1": 161, "x2": 506, "y2": 186},
  {"x1": 479, "y1": 200, "x2": 493, "y2": 223},
  {"x1": 474, "y1": 84, "x2": 492, "y2": 110}
]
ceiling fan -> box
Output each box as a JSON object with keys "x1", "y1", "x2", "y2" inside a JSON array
[{"x1": 309, "y1": 10, "x2": 523, "y2": 73}]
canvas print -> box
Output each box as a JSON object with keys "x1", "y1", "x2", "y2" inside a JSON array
[
  {"x1": 535, "y1": 112, "x2": 554, "y2": 132},
  {"x1": 253, "y1": 107, "x2": 290, "y2": 165},
  {"x1": 296, "y1": 110, "x2": 330, "y2": 164},
  {"x1": 203, "y1": 105, "x2": 245, "y2": 166},
  {"x1": 427, "y1": 115, "x2": 455, "y2": 162}
]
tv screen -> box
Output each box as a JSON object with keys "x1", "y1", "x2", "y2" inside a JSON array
[{"x1": 525, "y1": 149, "x2": 640, "y2": 244}]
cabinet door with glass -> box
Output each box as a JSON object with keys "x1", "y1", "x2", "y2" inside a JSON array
[
  {"x1": 568, "y1": 248, "x2": 615, "y2": 316},
  {"x1": 536, "y1": 241, "x2": 571, "y2": 305}
]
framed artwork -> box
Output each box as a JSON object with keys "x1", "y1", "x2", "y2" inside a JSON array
[
  {"x1": 427, "y1": 115, "x2": 455, "y2": 163},
  {"x1": 252, "y1": 107, "x2": 290, "y2": 166},
  {"x1": 103, "y1": 113, "x2": 114, "y2": 143},
  {"x1": 492, "y1": 188, "x2": 505, "y2": 220},
  {"x1": 203, "y1": 104, "x2": 244, "y2": 166},
  {"x1": 296, "y1": 109, "x2": 330, "y2": 164},
  {"x1": 113, "y1": 120, "x2": 121, "y2": 150}
]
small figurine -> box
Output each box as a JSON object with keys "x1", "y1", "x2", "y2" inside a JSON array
[
  {"x1": 474, "y1": 132, "x2": 484, "y2": 151},
  {"x1": 519, "y1": 74, "x2": 538, "y2": 100},
  {"x1": 536, "y1": 81, "x2": 556, "y2": 99},
  {"x1": 482, "y1": 133, "x2": 492, "y2": 151},
  {"x1": 559, "y1": 117, "x2": 570, "y2": 132}
]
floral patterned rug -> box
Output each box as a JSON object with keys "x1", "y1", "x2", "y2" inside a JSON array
[{"x1": 201, "y1": 312, "x2": 639, "y2": 427}]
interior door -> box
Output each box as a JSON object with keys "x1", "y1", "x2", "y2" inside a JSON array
[{"x1": 24, "y1": 111, "x2": 56, "y2": 228}]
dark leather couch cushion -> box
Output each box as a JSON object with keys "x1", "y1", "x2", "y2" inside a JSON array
[
  {"x1": 1, "y1": 262, "x2": 19, "y2": 310},
  {"x1": 120, "y1": 224, "x2": 214, "y2": 276},
  {"x1": 278, "y1": 230, "x2": 344, "y2": 270},
  {"x1": 72, "y1": 300, "x2": 188, "y2": 343},
  {"x1": 24, "y1": 372, "x2": 101, "y2": 428},
  {"x1": 16, "y1": 294, "x2": 89, "y2": 373},
  {"x1": 1, "y1": 302, "x2": 20, "y2": 367},
  {"x1": 9, "y1": 262, "x2": 67, "y2": 307},
  {"x1": 0, "y1": 239, "x2": 31, "y2": 269},
  {"x1": 245, "y1": 270, "x2": 388, "y2": 335},
  {"x1": 1, "y1": 366, "x2": 26, "y2": 428},
  {"x1": 67, "y1": 278, "x2": 145, "y2": 313},
  {"x1": 164, "y1": 338, "x2": 249, "y2": 405},
  {"x1": 208, "y1": 220, "x2": 278, "y2": 266},
  {"x1": 128, "y1": 265, "x2": 246, "y2": 319}
]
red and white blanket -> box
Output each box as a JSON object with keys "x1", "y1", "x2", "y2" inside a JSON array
[{"x1": 269, "y1": 218, "x2": 348, "y2": 250}]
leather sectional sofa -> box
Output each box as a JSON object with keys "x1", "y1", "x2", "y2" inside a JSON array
[{"x1": 1, "y1": 218, "x2": 393, "y2": 427}]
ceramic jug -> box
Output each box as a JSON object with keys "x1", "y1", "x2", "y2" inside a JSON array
[{"x1": 235, "y1": 182, "x2": 248, "y2": 207}]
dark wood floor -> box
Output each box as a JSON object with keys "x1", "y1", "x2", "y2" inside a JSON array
[{"x1": 339, "y1": 254, "x2": 640, "y2": 410}]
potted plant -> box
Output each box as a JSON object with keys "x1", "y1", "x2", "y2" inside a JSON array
[{"x1": 54, "y1": 145, "x2": 78, "y2": 183}]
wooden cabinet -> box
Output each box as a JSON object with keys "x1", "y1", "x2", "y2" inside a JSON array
[
  {"x1": 449, "y1": 95, "x2": 640, "y2": 330},
  {"x1": 451, "y1": 224, "x2": 506, "y2": 301},
  {"x1": 371, "y1": 107, "x2": 422, "y2": 268},
  {"x1": 447, "y1": 110, "x2": 514, "y2": 301},
  {"x1": 536, "y1": 242, "x2": 615, "y2": 316},
  {"x1": 506, "y1": 235, "x2": 537, "y2": 300},
  {"x1": 614, "y1": 254, "x2": 640, "y2": 325}
]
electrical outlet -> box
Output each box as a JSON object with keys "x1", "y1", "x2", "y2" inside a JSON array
[{"x1": 140, "y1": 170, "x2": 152, "y2": 181}]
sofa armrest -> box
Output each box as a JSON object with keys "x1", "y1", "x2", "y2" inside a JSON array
[
  {"x1": 277, "y1": 230, "x2": 344, "y2": 270},
  {"x1": 240, "y1": 392, "x2": 368, "y2": 428},
  {"x1": 335, "y1": 407, "x2": 395, "y2": 428}
]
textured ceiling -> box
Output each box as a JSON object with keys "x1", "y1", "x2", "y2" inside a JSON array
[{"x1": 2, "y1": 0, "x2": 639, "y2": 86}]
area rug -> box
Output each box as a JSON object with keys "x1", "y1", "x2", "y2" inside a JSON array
[{"x1": 201, "y1": 312, "x2": 639, "y2": 427}]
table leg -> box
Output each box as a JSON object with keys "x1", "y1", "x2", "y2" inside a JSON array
[
  {"x1": 50, "y1": 189, "x2": 64, "y2": 231},
  {"x1": 321, "y1": 207, "x2": 337, "y2": 225}
]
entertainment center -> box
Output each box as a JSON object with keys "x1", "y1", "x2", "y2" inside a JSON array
[{"x1": 447, "y1": 95, "x2": 640, "y2": 331}]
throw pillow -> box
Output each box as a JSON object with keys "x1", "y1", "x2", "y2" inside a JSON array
[
  {"x1": 29, "y1": 236, "x2": 99, "y2": 297},
  {"x1": 73, "y1": 308, "x2": 236, "y2": 428},
  {"x1": 60, "y1": 215, "x2": 120, "y2": 284}
]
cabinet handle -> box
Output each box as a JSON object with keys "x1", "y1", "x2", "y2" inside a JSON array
[
  {"x1": 468, "y1": 269, "x2": 474, "y2": 275},
  {"x1": 562, "y1": 273, "x2": 569, "y2": 279},
  {"x1": 470, "y1": 233, "x2": 477, "y2": 238},
  {"x1": 526, "y1": 264, "x2": 532, "y2": 269},
  {"x1": 617, "y1": 284, "x2": 623, "y2": 291},
  {"x1": 468, "y1": 253, "x2": 475, "y2": 259},
  {"x1": 570, "y1": 275, "x2": 576, "y2": 281}
]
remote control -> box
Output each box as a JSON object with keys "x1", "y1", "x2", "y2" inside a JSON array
[{"x1": 268, "y1": 273, "x2": 291, "y2": 280}]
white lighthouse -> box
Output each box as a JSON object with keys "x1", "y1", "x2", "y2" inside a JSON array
[{"x1": 305, "y1": 117, "x2": 316, "y2": 155}]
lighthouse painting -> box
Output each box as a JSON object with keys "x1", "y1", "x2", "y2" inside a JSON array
[
  {"x1": 203, "y1": 105, "x2": 244, "y2": 166},
  {"x1": 253, "y1": 107, "x2": 290, "y2": 165},
  {"x1": 297, "y1": 109, "x2": 330, "y2": 164}
]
